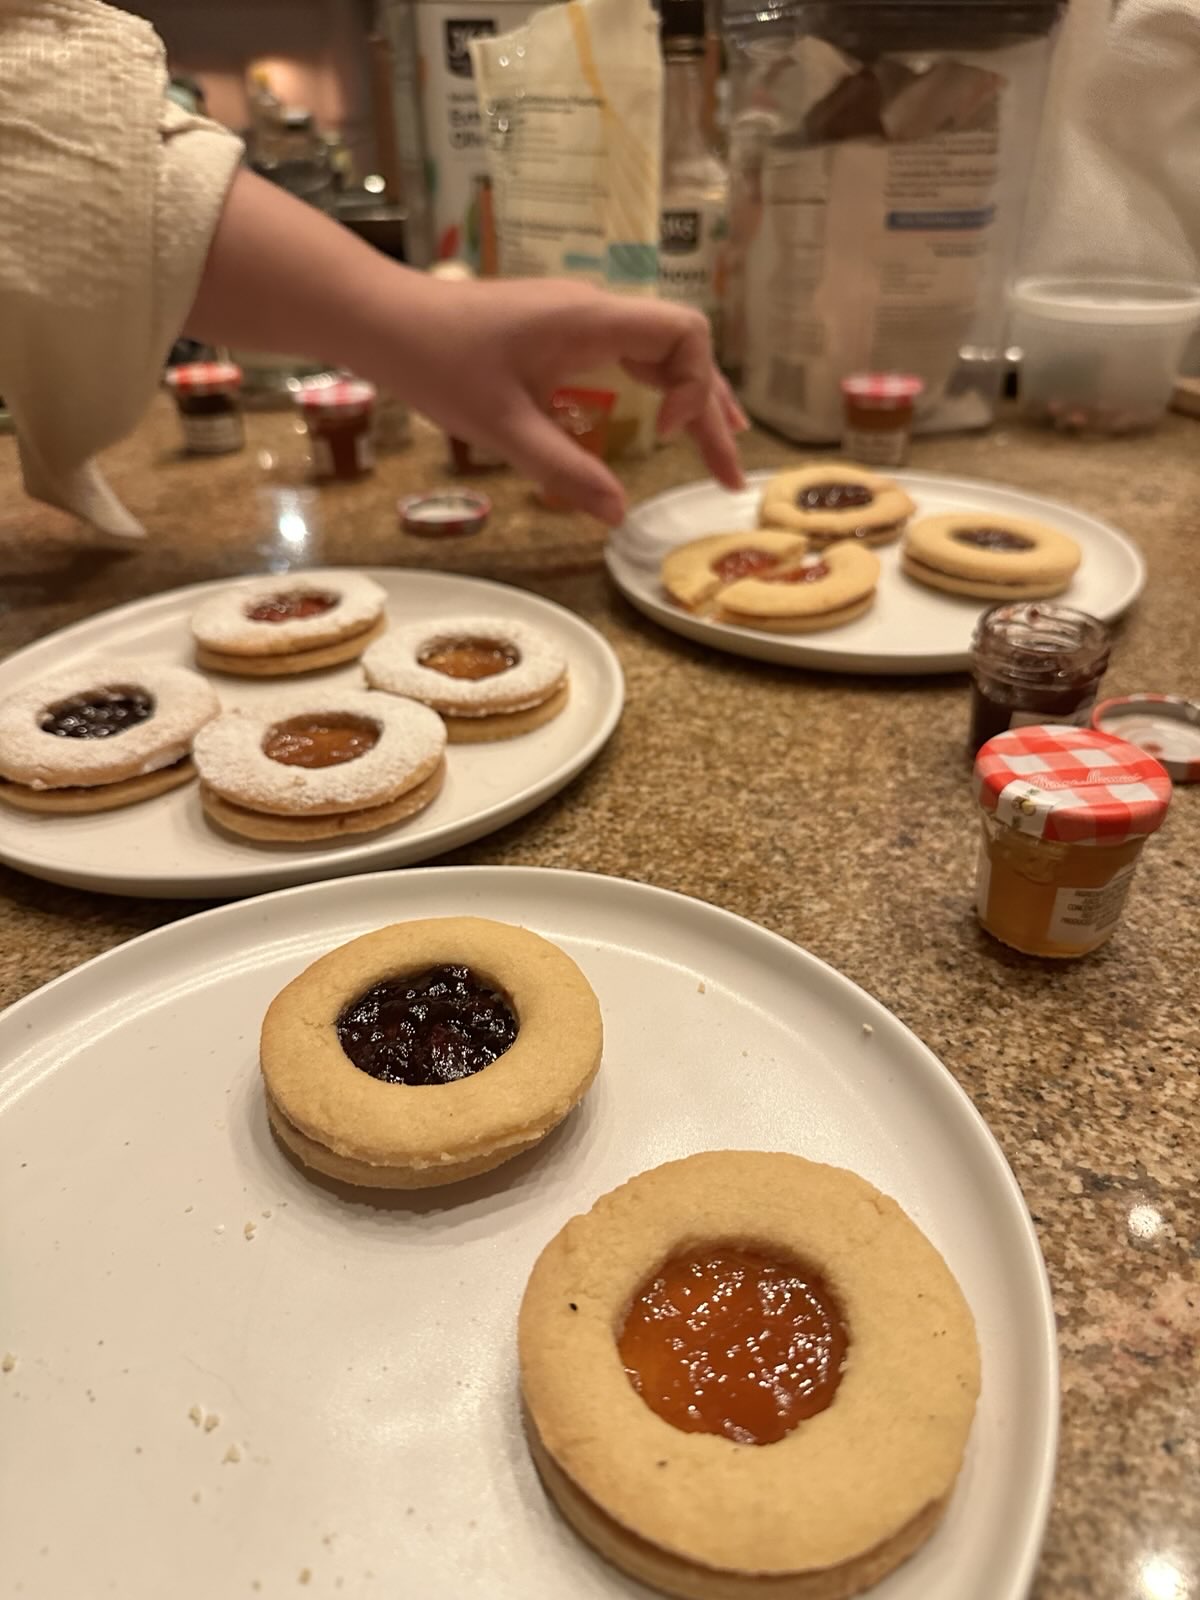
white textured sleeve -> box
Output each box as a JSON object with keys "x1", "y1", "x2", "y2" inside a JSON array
[{"x1": 0, "y1": 0, "x2": 243, "y2": 537}]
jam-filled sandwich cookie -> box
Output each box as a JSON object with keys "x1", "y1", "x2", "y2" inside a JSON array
[
  {"x1": 261, "y1": 916, "x2": 603, "y2": 1188},
  {"x1": 660, "y1": 530, "x2": 807, "y2": 612},
  {"x1": 902, "y1": 512, "x2": 1082, "y2": 600},
  {"x1": 190, "y1": 571, "x2": 387, "y2": 677},
  {"x1": 193, "y1": 689, "x2": 446, "y2": 841},
  {"x1": 760, "y1": 463, "x2": 915, "y2": 547},
  {"x1": 521, "y1": 1150, "x2": 980, "y2": 1600},
  {"x1": 716, "y1": 544, "x2": 880, "y2": 633},
  {"x1": 364, "y1": 617, "x2": 568, "y2": 743},
  {"x1": 0, "y1": 662, "x2": 217, "y2": 814}
]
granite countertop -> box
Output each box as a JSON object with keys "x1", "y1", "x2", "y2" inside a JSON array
[{"x1": 1, "y1": 398, "x2": 1196, "y2": 1599}]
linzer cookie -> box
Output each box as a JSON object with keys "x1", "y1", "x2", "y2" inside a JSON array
[
  {"x1": 0, "y1": 661, "x2": 217, "y2": 813},
  {"x1": 716, "y1": 544, "x2": 880, "y2": 633},
  {"x1": 520, "y1": 1151, "x2": 980, "y2": 1600},
  {"x1": 902, "y1": 512, "x2": 1081, "y2": 600},
  {"x1": 261, "y1": 917, "x2": 603, "y2": 1188},
  {"x1": 760, "y1": 463, "x2": 915, "y2": 547},
  {"x1": 193, "y1": 688, "x2": 446, "y2": 842},
  {"x1": 660, "y1": 529, "x2": 806, "y2": 611},
  {"x1": 190, "y1": 571, "x2": 387, "y2": 677},
  {"x1": 364, "y1": 617, "x2": 568, "y2": 743}
]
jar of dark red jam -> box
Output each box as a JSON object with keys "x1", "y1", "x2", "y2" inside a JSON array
[
  {"x1": 165, "y1": 361, "x2": 244, "y2": 454},
  {"x1": 295, "y1": 378, "x2": 376, "y2": 481},
  {"x1": 968, "y1": 603, "x2": 1110, "y2": 757}
]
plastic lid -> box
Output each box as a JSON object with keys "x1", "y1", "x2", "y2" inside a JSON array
[
  {"x1": 165, "y1": 362, "x2": 242, "y2": 394},
  {"x1": 399, "y1": 489, "x2": 491, "y2": 538},
  {"x1": 841, "y1": 372, "x2": 924, "y2": 401},
  {"x1": 1092, "y1": 694, "x2": 1200, "y2": 784},
  {"x1": 974, "y1": 724, "x2": 1172, "y2": 843},
  {"x1": 1010, "y1": 276, "x2": 1200, "y2": 327},
  {"x1": 294, "y1": 378, "x2": 376, "y2": 412}
]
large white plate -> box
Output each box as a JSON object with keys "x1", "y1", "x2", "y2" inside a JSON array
[
  {"x1": 0, "y1": 570, "x2": 623, "y2": 898},
  {"x1": 0, "y1": 867, "x2": 1057, "y2": 1600},
  {"x1": 607, "y1": 468, "x2": 1146, "y2": 674}
]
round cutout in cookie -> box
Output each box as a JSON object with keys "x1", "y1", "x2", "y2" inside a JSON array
[
  {"x1": 660, "y1": 530, "x2": 807, "y2": 611},
  {"x1": 716, "y1": 544, "x2": 881, "y2": 634},
  {"x1": 0, "y1": 661, "x2": 217, "y2": 812},
  {"x1": 759, "y1": 463, "x2": 915, "y2": 547},
  {"x1": 193, "y1": 688, "x2": 446, "y2": 842},
  {"x1": 902, "y1": 512, "x2": 1082, "y2": 600},
  {"x1": 260, "y1": 916, "x2": 603, "y2": 1187},
  {"x1": 364, "y1": 616, "x2": 568, "y2": 740},
  {"x1": 520, "y1": 1150, "x2": 980, "y2": 1600},
  {"x1": 190, "y1": 570, "x2": 387, "y2": 673}
]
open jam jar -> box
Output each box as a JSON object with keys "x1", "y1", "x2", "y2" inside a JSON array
[{"x1": 968, "y1": 603, "x2": 1110, "y2": 757}]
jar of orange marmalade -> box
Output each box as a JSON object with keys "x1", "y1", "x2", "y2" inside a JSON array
[{"x1": 972, "y1": 724, "x2": 1171, "y2": 958}]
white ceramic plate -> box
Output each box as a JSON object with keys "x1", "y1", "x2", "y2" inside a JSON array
[
  {"x1": 0, "y1": 570, "x2": 623, "y2": 898},
  {"x1": 606, "y1": 468, "x2": 1146, "y2": 674},
  {"x1": 0, "y1": 867, "x2": 1057, "y2": 1600}
]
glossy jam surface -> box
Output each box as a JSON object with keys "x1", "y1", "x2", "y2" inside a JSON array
[
  {"x1": 262, "y1": 714, "x2": 380, "y2": 769},
  {"x1": 246, "y1": 591, "x2": 339, "y2": 624},
  {"x1": 40, "y1": 687, "x2": 154, "y2": 739},
  {"x1": 952, "y1": 527, "x2": 1035, "y2": 552},
  {"x1": 765, "y1": 560, "x2": 831, "y2": 585},
  {"x1": 418, "y1": 637, "x2": 520, "y2": 681},
  {"x1": 795, "y1": 482, "x2": 874, "y2": 512},
  {"x1": 336, "y1": 964, "x2": 518, "y2": 1085},
  {"x1": 712, "y1": 548, "x2": 781, "y2": 584},
  {"x1": 619, "y1": 1246, "x2": 847, "y2": 1446}
]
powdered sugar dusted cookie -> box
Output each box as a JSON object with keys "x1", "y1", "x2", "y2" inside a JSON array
[
  {"x1": 717, "y1": 543, "x2": 881, "y2": 632},
  {"x1": 0, "y1": 661, "x2": 217, "y2": 812},
  {"x1": 660, "y1": 529, "x2": 807, "y2": 612},
  {"x1": 190, "y1": 570, "x2": 386, "y2": 676},
  {"x1": 194, "y1": 688, "x2": 446, "y2": 841},
  {"x1": 364, "y1": 617, "x2": 568, "y2": 743},
  {"x1": 760, "y1": 463, "x2": 915, "y2": 547}
]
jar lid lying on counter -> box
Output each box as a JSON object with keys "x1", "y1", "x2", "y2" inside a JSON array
[
  {"x1": 399, "y1": 489, "x2": 491, "y2": 537},
  {"x1": 974, "y1": 723, "x2": 1172, "y2": 843},
  {"x1": 1092, "y1": 693, "x2": 1200, "y2": 784}
]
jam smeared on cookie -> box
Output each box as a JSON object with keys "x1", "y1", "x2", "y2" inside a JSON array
[
  {"x1": 951, "y1": 527, "x2": 1036, "y2": 553},
  {"x1": 418, "y1": 637, "x2": 520, "y2": 681},
  {"x1": 619, "y1": 1246, "x2": 847, "y2": 1446},
  {"x1": 262, "y1": 714, "x2": 380, "y2": 769},
  {"x1": 336, "y1": 964, "x2": 518, "y2": 1085},
  {"x1": 764, "y1": 560, "x2": 830, "y2": 585},
  {"x1": 795, "y1": 482, "x2": 874, "y2": 513},
  {"x1": 712, "y1": 548, "x2": 782, "y2": 584},
  {"x1": 245, "y1": 590, "x2": 339, "y2": 624},
  {"x1": 39, "y1": 686, "x2": 154, "y2": 739}
]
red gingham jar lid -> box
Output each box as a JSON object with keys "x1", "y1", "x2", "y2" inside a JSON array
[
  {"x1": 840, "y1": 372, "x2": 924, "y2": 403},
  {"x1": 294, "y1": 378, "x2": 376, "y2": 414},
  {"x1": 165, "y1": 361, "x2": 242, "y2": 395},
  {"x1": 973, "y1": 724, "x2": 1172, "y2": 843}
]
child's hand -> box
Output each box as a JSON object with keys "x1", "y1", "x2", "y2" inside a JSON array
[{"x1": 400, "y1": 278, "x2": 748, "y2": 525}]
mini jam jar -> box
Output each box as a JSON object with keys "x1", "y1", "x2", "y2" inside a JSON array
[
  {"x1": 840, "y1": 372, "x2": 923, "y2": 467},
  {"x1": 295, "y1": 377, "x2": 376, "y2": 481},
  {"x1": 968, "y1": 602, "x2": 1110, "y2": 757},
  {"x1": 165, "y1": 362, "x2": 244, "y2": 455},
  {"x1": 972, "y1": 723, "x2": 1172, "y2": 958}
]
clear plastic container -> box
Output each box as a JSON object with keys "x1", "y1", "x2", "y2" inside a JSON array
[
  {"x1": 1011, "y1": 277, "x2": 1200, "y2": 435},
  {"x1": 722, "y1": 0, "x2": 1065, "y2": 442}
]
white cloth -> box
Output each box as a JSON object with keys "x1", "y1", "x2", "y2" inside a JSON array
[
  {"x1": 1022, "y1": 0, "x2": 1200, "y2": 283},
  {"x1": 0, "y1": 0, "x2": 242, "y2": 537}
]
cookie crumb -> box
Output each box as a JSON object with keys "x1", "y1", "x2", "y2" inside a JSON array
[
  {"x1": 192, "y1": 1491, "x2": 202, "y2": 1504},
  {"x1": 252, "y1": 1584, "x2": 262, "y2": 1593},
  {"x1": 203, "y1": 1412, "x2": 220, "y2": 1433},
  {"x1": 261, "y1": 1209, "x2": 273, "y2": 1220},
  {"x1": 184, "y1": 1205, "x2": 194, "y2": 1214},
  {"x1": 188, "y1": 1404, "x2": 203, "y2": 1427},
  {"x1": 223, "y1": 1443, "x2": 242, "y2": 1464},
  {"x1": 862, "y1": 1022, "x2": 874, "y2": 1036},
  {"x1": 214, "y1": 1224, "x2": 225, "y2": 1235},
  {"x1": 299, "y1": 1570, "x2": 312, "y2": 1586},
  {"x1": 2, "y1": 1353, "x2": 16, "y2": 1374},
  {"x1": 697, "y1": 980, "x2": 706, "y2": 994},
  {"x1": 243, "y1": 1222, "x2": 257, "y2": 1241}
]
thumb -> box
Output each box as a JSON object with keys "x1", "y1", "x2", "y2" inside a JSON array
[{"x1": 495, "y1": 397, "x2": 628, "y2": 525}]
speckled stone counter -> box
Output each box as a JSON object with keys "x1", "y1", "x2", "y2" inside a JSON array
[{"x1": 1, "y1": 398, "x2": 1197, "y2": 1600}]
